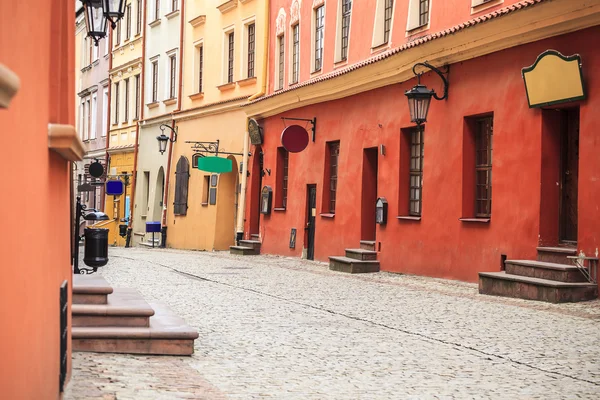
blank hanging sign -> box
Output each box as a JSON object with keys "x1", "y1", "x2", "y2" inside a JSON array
[
  {"x1": 281, "y1": 125, "x2": 309, "y2": 153},
  {"x1": 198, "y1": 156, "x2": 232, "y2": 173}
]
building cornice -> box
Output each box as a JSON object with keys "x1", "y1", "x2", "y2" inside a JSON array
[
  {"x1": 174, "y1": 96, "x2": 250, "y2": 122},
  {"x1": 109, "y1": 57, "x2": 143, "y2": 78},
  {"x1": 244, "y1": 0, "x2": 600, "y2": 118}
]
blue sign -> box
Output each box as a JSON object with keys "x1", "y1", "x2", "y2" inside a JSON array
[
  {"x1": 106, "y1": 180, "x2": 124, "y2": 196},
  {"x1": 146, "y1": 221, "x2": 161, "y2": 233}
]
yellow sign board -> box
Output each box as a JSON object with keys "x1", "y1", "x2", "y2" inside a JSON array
[{"x1": 522, "y1": 50, "x2": 585, "y2": 108}]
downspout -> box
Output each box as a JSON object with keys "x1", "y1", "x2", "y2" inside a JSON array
[
  {"x1": 237, "y1": 0, "x2": 269, "y2": 237},
  {"x1": 126, "y1": 0, "x2": 149, "y2": 247},
  {"x1": 160, "y1": 0, "x2": 186, "y2": 245},
  {"x1": 103, "y1": 26, "x2": 114, "y2": 213}
]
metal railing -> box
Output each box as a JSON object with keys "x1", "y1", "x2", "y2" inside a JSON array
[{"x1": 567, "y1": 253, "x2": 598, "y2": 284}]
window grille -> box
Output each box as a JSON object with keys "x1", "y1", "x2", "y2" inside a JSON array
[
  {"x1": 329, "y1": 141, "x2": 340, "y2": 213},
  {"x1": 247, "y1": 24, "x2": 255, "y2": 78},
  {"x1": 475, "y1": 117, "x2": 493, "y2": 217},
  {"x1": 341, "y1": 0, "x2": 352, "y2": 60},
  {"x1": 228, "y1": 32, "x2": 235, "y2": 83},
  {"x1": 409, "y1": 128, "x2": 424, "y2": 216}
]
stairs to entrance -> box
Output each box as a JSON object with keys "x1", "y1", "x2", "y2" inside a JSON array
[
  {"x1": 230, "y1": 239, "x2": 261, "y2": 255},
  {"x1": 479, "y1": 246, "x2": 597, "y2": 303},
  {"x1": 72, "y1": 275, "x2": 198, "y2": 355},
  {"x1": 329, "y1": 246, "x2": 380, "y2": 274}
]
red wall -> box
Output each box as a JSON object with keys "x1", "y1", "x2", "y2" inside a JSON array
[
  {"x1": 0, "y1": 0, "x2": 74, "y2": 397},
  {"x1": 268, "y1": 0, "x2": 527, "y2": 95},
  {"x1": 245, "y1": 27, "x2": 600, "y2": 283}
]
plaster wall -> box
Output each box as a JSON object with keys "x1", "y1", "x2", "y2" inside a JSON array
[
  {"x1": 0, "y1": 0, "x2": 75, "y2": 397},
  {"x1": 245, "y1": 27, "x2": 600, "y2": 285}
]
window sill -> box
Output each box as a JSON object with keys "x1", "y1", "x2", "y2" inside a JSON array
[
  {"x1": 273, "y1": 207, "x2": 286, "y2": 212},
  {"x1": 217, "y1": 82, "x2": 236, "y2": 92},
  {"x1": 189, "y1": 92, "x2": 204, "y2": 100},
  {"x1": 320, "y1": 213, "x2": 335, "y2": 218},
  {"x1": 310, "y1": 68, "x2": 323, "y2": 78},
  {"x1": 201, "y1": 202, "x2": 209, "y2": 207},
  {"x1": 333, "y1": 59, "x2": 348, "y2": 69},
  {"x1": 141, "y1": 214, "x2": 147, "y2": 219},
  {"x1": 146, "y1": 101, "x2": 160, "y2": 109},
  {"x1": 48, "y1": 124, "x2": 85, "y2": 162},
  {"x1": 397, "y1": 216, "x2": 421, "y2": 221},
  {"x1": 459, "y1": 218, "x2": 490, "y2": 223},
  {"x1": 237, "y1": 76, "x2": 257, "y2": 87},
  {"x1": 163, "y1": 98, "x2": 177, "y2": 106},
  {"x1": 289, "y1": 81, "x2": 299, "y2": 87},
  {"x1": 149, "y1": 19, "x2": 161, "y2": 28},
  {"x1": 406, "y1": 24, "x2": 429, "y2": 36},
  {"x1": 165, "y1": 10, "x2": 180, "y2": 20},
  {"x1": 371, "y1": 42, "x2": 390, "y2": 54},
  {"x1": 135, "y1": 33, "x2": 141, "y2": 38},
  {"x1": 92, "y1": 59, "x2": 100, "y2": 67},
  {"x1": 471, "y1": 0, "x2": 504, "y2": 14},
  {"x1": 123, "y1": 38, "x2": 130, "y2": 44},
  {"x1": 133, "y1": 117, "x2": 139, "y2": 121}
]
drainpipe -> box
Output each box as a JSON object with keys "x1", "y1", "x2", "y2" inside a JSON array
[
  {"x1": 126, "y1": 0, "x2": 149, "y2": 248},
  {"x1": 237, "y1": 0, "x2": 269, "y2": 239},
  {"x1": 160, "y1": 0, "x2": 186, "y2": 247},
  {"x1": 103, "y1": 26, "x2": 114, "y2": 213}
]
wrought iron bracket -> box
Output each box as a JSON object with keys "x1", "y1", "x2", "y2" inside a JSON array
[
  {"x1": 281, "y1": 117, "x2": 317, "y2": 142},
  {"x1": 159, "y1": 124, "x2": 178, "y2": 142},
  {"x1": 412, "y1": 62, "x2": 449, "y2": 101},
  {"x1": 186, "y1": 140, "x2": 248, "y2": 157}
]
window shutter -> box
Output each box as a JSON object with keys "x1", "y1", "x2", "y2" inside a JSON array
[{"x1": 174, "y1": 156, "x2": 189, "y2": 215}]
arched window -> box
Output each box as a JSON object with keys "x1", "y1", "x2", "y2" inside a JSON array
[{"x1": 174, "y1": 156, "x2": 190, "y2": 215}]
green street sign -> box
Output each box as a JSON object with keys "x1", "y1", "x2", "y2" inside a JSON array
[{"x1": 197, "y1": 156, "x2": 232, "y2": 173}]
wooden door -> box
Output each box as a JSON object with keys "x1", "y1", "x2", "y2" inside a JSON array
[
  {"x1": 560, "y1": 109, "x2": 579, "y2": 243},
  {"x1": 306, "y1": 185, "x2": 317, "y2": 260}
]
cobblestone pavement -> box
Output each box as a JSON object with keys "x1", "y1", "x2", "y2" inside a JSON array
[{"x1": 65, "y1": 247, "x2": 600, "y2": 399}]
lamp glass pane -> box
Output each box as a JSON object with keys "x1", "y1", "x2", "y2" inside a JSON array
[{"x1": 157, "y1": 135, "x2": 168, "y2": 153}]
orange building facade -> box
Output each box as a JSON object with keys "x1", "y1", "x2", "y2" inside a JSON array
[
  {"x1": 0, "y1": 0, "x2": 78, "y2": 397},
  {"x1": 243, "y1": 0, "x2": 600, "y2": 296}
]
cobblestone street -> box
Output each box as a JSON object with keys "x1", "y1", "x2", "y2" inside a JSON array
[{"x1": 65, "y1": 247, "x2": 600, "y2": 399}]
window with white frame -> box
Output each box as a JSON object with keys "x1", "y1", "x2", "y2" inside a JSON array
[
  {"x1": 115, "y1": 19, "x2": 121, "y2": 46},
  {"x1": 313, "y1": 5, "x2": 324, "y2": 72},
  {"x1": 335, "y1": 0, "x2": 352, "y2": 62},
  {"x1": 91, "y1": 93, "x2": 97, "y2": 139},
  {"x1": 135, "y1": 75, "x2": 140, "y2": 119},
  {"x1": 136, "y1": 0, "x2": 142, "y2": 34},
  {"x1": 124, "y1": 78, "x2": 130, "y2": 121},
  {"x1": 194, "y1": 42, "x2": 204, "y2": 93},
  {"x1": 225, "y1": 30, "x2": 235, "y2": 83},
  {"x1": 79, "y1": 98, "x2": 85, "y2": 139},
  {"x1": 104, "y1": 35, "x2": 109, "y2": 55},
  {"x1": 246, "y1": 23, "x2": 256, "y2": 78},
  {"x1": 276, "y1": 34, "x2": 285, "y2": 89},
  {"x1": 168, "y1": 54, "x2": 177, "y2": 99},
  {"x1": 102, "y1": 87, "x2": 108, "y2": 137},
  {"x1": 126, "y1": 3, "x2": 131, "y2": 40},
  {"x1": 290, "y1": 24, "x2": 299, "y2": 83},
  {"x1": 93, "y1": 38, "x2": 99, "y2": 62},
  {"x1": 151, "y1": 59, "x2": 159, "y2": 102},
  {"x1": 172, "y1": 0, "x2": 178, "y2": 12},
  {"x1": 84, "y1": 97, "x2": 90, "y2": 140},
  {"x1": 372, "y1": 0, "x2": 394, "y2": 46},
  {"x1": 407, "y1": 0, "x2": 430, "y2": 31},
  {"x1": 155, "y1": 0, "x2": 161, "y2": 21},
  {"x1": 114, "y1": 81, "x2": 120, "y2": 123}
]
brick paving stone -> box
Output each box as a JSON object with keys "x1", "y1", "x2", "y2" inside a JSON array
[{"x1": 65, "y1": 247, "x2": 600, "y2": 399}]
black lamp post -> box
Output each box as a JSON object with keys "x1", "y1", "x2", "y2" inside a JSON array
[
  {"x1": 73, "y1": 196, "x2": 109, "y2": 274},
  {"x1": 157, "y1": 124, "x2": 178, "y2": 155},
  {"x1": 82, "y1": 0, "x2": 108, "y2": 46},
  {"x1": 102, "y1": 0, "x2": 127, "y2": 29},
  {"x1": 405, "y1": 62, "x2": 449, "y2": 125}
]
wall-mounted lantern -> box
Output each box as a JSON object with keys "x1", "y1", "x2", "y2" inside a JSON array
[
  {"x1": 101, "y1": 0, "x2": 127, "y2": 29},
  {"x1": 82, "y1": 0, "x2": 108, "y2": 46},
  {"x1": 260, "y1": 186, "x2": 273, "y2": 215},
  {"x1": 405, "y1": 62, "x2": 449, "y2": 126},
  {"x1": 376, "y1": 197, "x2": 388, "y2": 225},
  {"x1": 157, "y1": 124, "x2": 178, "y2": 155}
]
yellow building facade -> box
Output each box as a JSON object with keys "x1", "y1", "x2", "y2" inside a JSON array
[
  {"x1": 165, "y1": 0, "x2": 268, "y2": 250},
  {"x1": 104, "y1": 0, "x2": 144, "y2": 246}
]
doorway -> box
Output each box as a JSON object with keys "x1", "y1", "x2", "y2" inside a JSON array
[
  {"x1": 250, "y1": 146, "x2": 264, "y2": 236},
  {"x1": 361, "y1": 148, "x2": 378, "y2": 241},
  {"x1": 306, "y1": 185, "x2": 317, "y2": 260},
  {"x1": 559, "y1": 108, "x2": 579, "y2": 244}
]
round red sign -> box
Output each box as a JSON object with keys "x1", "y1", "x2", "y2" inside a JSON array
[{"x1": 281, "y1": 125, "x2": 309, "y2": 153}]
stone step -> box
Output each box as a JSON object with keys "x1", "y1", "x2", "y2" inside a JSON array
[
  {"x1": 72, "y1": 288, "x2": 155, "y2": 328},
  {"x1": 479, "y1": 271, "x2": 597, "y2": 303},
  {"x1": 73, "y1": 274, "x2": 113, "y2": 305},
  {"x1": 250, "y1": 234, "x2": 260, "y2": 240},
  {"x1": 505, "y1": 259, "x2": 588, "y2": 283},
  {"x1": 537, "y1": 246, "x2": 577, "y2": 265},
  {"x1": 329, "y1": 256, "x2": 380, "y2": 274},
  {"x1": 230, "y1": 245, "x2": 258, "y2": 256},
  {"x1": 345, "y1": 248, "x2": 377, "y2": 261},
  {"x1": 140, "y1": 241, "x2": 160, "y2": 248},
  {"x1": 72, "y1": 302, "x2": 199, "y2": 356},
  {"x1": 239, "y1": 239, "x2": 261, "y2": 251},
  {"x1": 360, "y1": 240, "x2": 376, "y2": 251}
]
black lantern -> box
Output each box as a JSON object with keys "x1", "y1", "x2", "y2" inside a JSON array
[
  {"x1": 156, "y1": 124, "x2": 178, "y2": 155},
  {"x1": 83, "y1": 0, "x2": 107, "y2": 45},
  {"x1": 405, "y1": 62, "x2": 449, "y2": 125},
  {"x1": 102, "y1": 0, "x2": 127, "y2": 29}
]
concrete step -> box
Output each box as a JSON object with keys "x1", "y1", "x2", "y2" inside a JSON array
[
  {"x1": 230, "y1": 246, "x2": 258, "y2": 256},
  {"x1": 72, "y1": 302, "x2": 199, "y2": 356},
  {"x1": 345, "y1": 248, "x2": 377, "y2": 261},
  {"x1": 479, "y1": 271, "x2": 597, "y2": 303},
  {"x1": 329, "y1": 256, "x2": 380, "y2": 274},
  {"x1": 73, "y1": 274, "x2": 113, "y2": 305},
  {"x1": 537, "y1": 246, "x2": 577, "y2": 265},
  {"x1": 72, "y1": 288, "x2": 155, "y2": 328},
  {"x1": 360, "y1": 240, "x2": 376, "y2": 251},
  {"x1": 505, "y1": 259, "x2": 588, "y2": 283},
  {"x1": 250, "y1": 234, "x2": 260, "y2": 240},
  {"x1": 140, "y1": 241, "x2": 160, "y2": 248},
  {"x1": 239, "y1": 239, "x2": 261, "y2": 251}
]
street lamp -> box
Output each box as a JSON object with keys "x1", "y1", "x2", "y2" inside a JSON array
[
  {"x1": 157, "y1": 124, "x2": 178, "y2": 155},
  {"x1": 405, "y1": 62, "x2": 449, "y2": 125},
  {"x1": 102, "y1": 0, "x2": 127, "y2": 29},
  {"x1": 82, "y1": 0, "x2": 108, "y2": 46}
]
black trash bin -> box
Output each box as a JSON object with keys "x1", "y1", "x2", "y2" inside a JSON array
[
  {"x1": 83, "y1": 228, "x2": 109, "y2": 268},
  {"x1": 119, "y1": 224, "x2": 128, "y2": 237}
]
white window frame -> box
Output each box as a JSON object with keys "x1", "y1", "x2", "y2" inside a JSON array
[
  {"x1": 193, "y1": 39, "x2": 204, "y2": 94},
  {"x1": 334, "y1": 0, "x2": 353, "y2": 63},
  {"x1": 102, "y1": 87, "x2": 108, "y2": 137},
  {"x1": 372, "y1": 0, "x2": 395, "y2": 48},
  {"x1": 222, "y1": 26, "x2": 235, "y2": 84},
  {"x1": 406, "y1": 0, "x2": 432, "y2": 32},
  {"x1": 311, "y1": 4, "x2": 325, "y2": 73},
  {"x1": 84, "y1": 97, "x2": 90, "y2": 141},
  {"x1": 79, "y1": 98, "x2": 85, "y2": 140},
  {"x1": 275, "y1": 34, "x2": 285, "y2": 90},
  {"x1": 91, "y1": 93, "x2": 97, "y2": 139},
  {"x1": 149, "y1": 55, "x2": 160, "y2": 103},
  {"x1": 289, "y1": 23, "x2": 300, "y2": 84},
  {"x1": 241, "y1": 18, "x2": 257, "y2": 80},
  {"x1": 471, "y1": 0, "x2": 503, "y2": 13},
  {"x1": 166, "y1": 49, "x2": 178, "y2": 100},
  {"x1": 104, "y1": 35, "x2": 109, "y2": 56}
]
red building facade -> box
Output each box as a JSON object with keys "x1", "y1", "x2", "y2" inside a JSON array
[{"x1": 243, "y1": 0, "x2": 600, "y2": 295}]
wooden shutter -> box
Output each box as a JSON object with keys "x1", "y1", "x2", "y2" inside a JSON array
[{"x1": 174, "y1": 156, "x2": 190, "y2": 215}]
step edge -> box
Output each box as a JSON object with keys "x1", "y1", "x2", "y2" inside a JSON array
[
  {"x1": 536, "y1": 246, "x2": 577, "y2": 254},
  {"x1": 345, "y1": 248, "x2": 377, "y2": 254},
  {"x1": 329, "y1": 256, "x2": 380, "y2": 264},
  {"x1": 479, "y1": 272, "x2": 596, "y2": 288},
  {"x1": 506, "y1": 259, "x2": 580, "y2": 270},
  {"x1": 71, "y1": 305, "x2": 155, "y2": 317}
]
